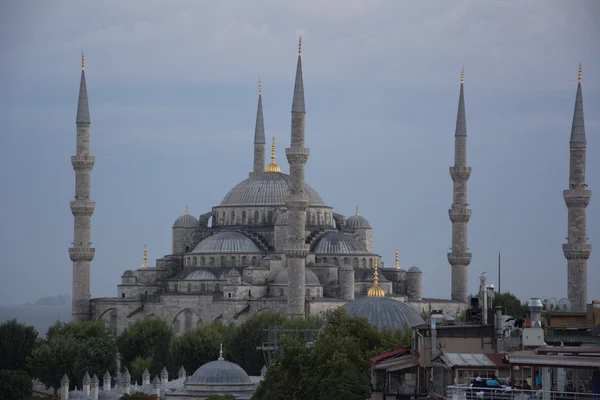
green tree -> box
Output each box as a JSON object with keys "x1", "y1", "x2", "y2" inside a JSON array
[
  {"x1": 130, "y1": 356, "x2": 153, "y2": 384},
  {"x1": 0, "y1": 369, "x2": 33, "y2": 400},
  {"x1": 493, "y1": 292, "x2": 528, "y2": 317},
  {"x1": 29, "y1": 320, "x2": 116, "y2": 393},
  {"x1": 172, "y1": 322, "x2": 235, "y2": 373},
  {"x1": 0, "y1": 319, "x2": 39, "y2": 374},
  {"x1": 116, "y1": 318, "x2": 174, "y2": 377}
]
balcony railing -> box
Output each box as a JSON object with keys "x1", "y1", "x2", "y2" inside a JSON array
[{"x1": 446, "y1": 385, "x2": 598, "y2": 400}]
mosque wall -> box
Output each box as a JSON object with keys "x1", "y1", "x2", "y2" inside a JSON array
[
  {"x1": 409, "y1": 300, "x2": 465, "y2": 316},
  {"x1": 307, "y1": 300, "x2": 346, "y2": 315},
  {"x1": 210, "y1": 206, "x2": 334, "y2": 229},
  {"x1": 309, "y1": 265, "x2": 338, "y2": 285},
  {"x1": 353, "y1": 228, "x2": 373, "y2": 252},
  {"x1": 184, "y1": 253, "x2": 264, "y2": 268}
]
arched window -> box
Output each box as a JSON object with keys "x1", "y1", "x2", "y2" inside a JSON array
[
  {"x1": 200, "y1": 257, "x2": 206, "y2": 266},
  {"x1": 353, "y1": 258, "x2": 359, "y2": 268},
  {"x1": 209, "y1": 257, "x2": 215, "y2": 267},
  {"x1": 172, "y1": 319, "x2": 180, "y2": 335},
  {"x1": 362, "y1": 258, "x2": 367, "y2": 268},
  {"x1": 193, "y1": 257, "x2": 197, "y2": 266},
  {"x1": 184, "y1": 312, "x2": 192, "y2": 332},
  {"x1": 242, "y1": 256, "x2": 247, "y2": 265},
  {"x1": 251, "y1": 256, "x2": 257, "y2": 266},
  {"x1": 317, "y1": 212, "x2": 321, "y2": 225},
  {"x1": 185, "y1": 246, "x2": 190, "y2": 253},
  {"x1": 333, "y1": 257, "x2": 339, "y2": 266},
  {"x1": 187, "y1": 283, "x2": 191, "y2": 292},
  {"x1": 315, "y1": 257, "x2": 320, "y2": 263},
  {"x1": 311, "y1": 213, "x2": 316, "y2": 225},
  {"x1": 220, "y1": 256, "x2": 226, "y2": 266},
  {"x1": 369, "y1": 258, "x2": 373, "y2": 268},
  {"x1": 186, "y1": 258, "x2": 190, "y2": 266},
  {"x1": 121, "y1": 293, "x2": 125, "y2": 298},
  {"x1": 230, "y1": 256, "x2": 236, "y2": 266},
  {"x1": 306, "y1": 211, "x2": 310, "y2": 224},
  {"x1": 215, "y1": 283, "x2": 221, "y2": 292},
  {"x1": 222, "y1": 212, "x2": 226, "y2": 224},
  {"x1": 242, "y1": 211, "x2": 247, "y2": 224},
  {"x1": 267, "y1": 210, "x2": 273, "y2": 223},
  {"x1": 231, "y1": 210, "x2": 235, "y2": 224},
  {"x1": 323, "y1": 257, "x2": 328, "y2": 264},
  {"x1": 344, "y1": 257, "x2": 349, "y2": 265},
  {"x1": 278, "y1": 288, "x2": 284, "y2": 296},
  {"x1": 200, "y1": 283, "x2": 206, "y2": 292},
  {"x1": 306, "y1": 289, "x2": 310, "y2": 296}
]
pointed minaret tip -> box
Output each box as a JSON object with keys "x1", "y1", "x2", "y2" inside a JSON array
[
  {"x1": 81, "y1": 51, "x2": 85, "y2": 71},
  {"x1": 259, "y1": 77, "x2": 262, "y2": 95},
  {"x1": 395, "y1": 247, "x2": 400, "y2": 269},
  {"x1": 185, "y1": 205, "x2": 189, "y2": 216},
  {"x1": 578, "y1": 62, "x2": 582, "y2": 83},
  {"x1": 141, "y1": 244, "x2": 148, "y2": 269},
  {"x1": 298, "y1": 35, "x2": 302, "y2": 56},
  {"x1": 460, "y1": 66, "x2": 464, "y2": 84}
]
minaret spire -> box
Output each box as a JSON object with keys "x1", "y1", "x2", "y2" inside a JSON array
[
  {"x1": 252, "y1": 78, "x2": 266, "y2": 176},
  {"x1": 447, "y1": 67, "x2": 472, "y2": 303},
  {"x1": 141, "y1": 245, "x2": 148, "y2": 269},
  {"x1": 395, "y1": 247, "x2": 400, "y2": 270},
  {"x1": 563, "y1": 63, "x2": 591, "y2": 311},
  {"x1": 70, "y1": 53, "x2": 96, "y2": 321},
  {"x1": 286, "y1": 37, "x2": 310, "y2": 317}
]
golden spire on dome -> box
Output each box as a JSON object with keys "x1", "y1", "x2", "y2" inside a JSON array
[
  {"x1": 184, "y1": 205, "x2": 189, "y2": 216},
  {"x1": 355, "y1": 206, "x2": 359, "y2": 216},
  {"x1": 81, "y1": 51, "x2": 85, "y2": 71},
  {"x1": 368, "y1": 259, "x2": 385, "y2": 297},
  {"x1": 460, "y1": 66, "x2": 464, "y2": 84},
  {"x1": 141, "y1": 244, "x2": 148, "y2": 269},
  {"x1": 259, "y1": 77, "x2": 262, "y2": 95},
  {"x1": 298, "y1": 35, "x2": 302, "y2": 56},
  {"x1": 578, "y1": 62, "x2": 582, "y2": 83},
  {"x1": 265, "y1": 137, "x2": 281, "y2": 173},
  {"x1": 395, "y1": 247, "x2": 400, "y2": 269}
]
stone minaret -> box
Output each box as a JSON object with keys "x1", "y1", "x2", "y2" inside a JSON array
[
  {"x1": 447, "y1": 68, "x2": 472, "y2": 303},
  {"x1": 285, "y1": 37, "x2": 310, "y2": 317},
  {"x1": 70, "y1": 53, "x2": 95, "y2": 321},
  {"x1": 251, "y1": 79, "x2": 266, "y2": 176},
  {"x1": 563, "y1": 64, "x2": 591, "y2": 311}
]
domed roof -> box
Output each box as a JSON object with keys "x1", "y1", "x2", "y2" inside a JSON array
[
  {"x1": 185, "y1": 269, "x2": 219, "y2": 280},
  {"x1": 407, "y1": 266, "x2": 422, "y2": 273},
  {"x1": 343, "y1": 297, "x2": 426, "y2": 332},
  {"x1": 314, "y1": 232, "x2": 368, "y2": 254},
  {"x1": 339, "y1": 264, "x2": 354, "y2": 271},
  {"x1": 275, "y1": 211, "x2": 290, "y2": 225},
  {"x1": 122, "y1": 270, "x2": 134, "y2": 277},
  {"x1": 173, "y1": 205, "x2": 199, "y2": 228},
  {"x1": 219, "y1": 172, "x2": 326, "y2": 207},
  {"x1": 188, "y1": 359, "x2": 253, "y2": 386},
  {"x1": 273, "y1": 268, "x2": 321, "y2": 286},
  {"x1": 346, "y1": 215, "x2": 371, "y2": 229},
  {"x1": 227, "y1": 269, "x2": 241, "y2": 277},
  {"x1": 191, "y1": 231, "x2": 261, "y2": 254}
]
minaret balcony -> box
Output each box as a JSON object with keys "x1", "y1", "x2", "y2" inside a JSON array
[
  {"x1": 71, "y1": 156, "x2": 95, "y2": 170},
  {"x1": 286, "y1": 194, "x2": 310, "y2": 211},
  {"x1": 69, "y1": 247, "x2": 96, "y2": 262},
  {"x1": 449, "y1": 166, "x2": 471, "y2": 180},
  {"x1": 447, "y1": 252, "x2": 472, "y2": 266},
  {"x1": 285, "y1": 243, "x2": 310, "y2": 258},
  {"x1": 562, "y1": 243, "x2": 591, "y2": 260},
  {"x1": 563, "y1": 189, "x2": 591, "y2": 208},
  {"x1": 70, "y1": 200, "x2": 96, "y2": 216},
  {"x1": 448, "y1": 208, "x2": 471, "y2": 222},
  {"x1": 569, "y1": 142, "x2": 587, "y2": 150},
  {"x1": 285, "y1": 147, "x2": 310, "y2": 164}
]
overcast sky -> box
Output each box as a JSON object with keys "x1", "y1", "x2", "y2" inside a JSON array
[{"x1": 1, "y1": 0, "x2": 599, "y2": 306}]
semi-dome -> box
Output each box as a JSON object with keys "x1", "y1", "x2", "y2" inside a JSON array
[
  {"x1": 173, "y1": 205, "x2": 199, "y2": 228},
  {"x1": 227, "y1": 269, "x2": 241, "y2": 277},
  {"x1": 273, "y1": 268, "x2": 321, "y2": 286},
  {"x1": 275, "y1": 211, "x2": 290, "y2": 225},
  {"x1": 343, "y1": 297, "x2": 426, "y2": 332},
  {"x1": 191, "y1": 231, "x2": 261, "y2": 254},
  {"x1": 188, "y1": 359, "x2": 254, "y2": 387},
  {"x1": 407, "y1": 266, "x2": 422, "y2": 273},
  {"x1": 185, "y1": 269, "x2": 219, "y2": 280},
  {"x1": 339, "y1": 264, "x2": 354, "y2": 271},
  {"x1": 314, "y1": 232, "x2": 368, "y2": 254},
  {"x1": 219, "y1": 172, "x2": 326, "y2": 207}
]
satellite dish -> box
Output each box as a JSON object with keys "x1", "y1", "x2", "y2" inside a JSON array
[
  {"x1": 545, "y1": 298, "x2": 558, "y2": 311},
  {"x1": 558, "y1": 298, "x2": 572, "y2": 312}
]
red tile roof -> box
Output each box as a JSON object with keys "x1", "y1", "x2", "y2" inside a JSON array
[
  {"x1": 370, "y1": 348, "x2": 411, "y2": 366},
  {"x1": 484, "y1": 353, "x2": 507, "y2": 366}
]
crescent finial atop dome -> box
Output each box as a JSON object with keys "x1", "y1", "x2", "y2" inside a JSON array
[
  {"x1": 265, "y1": 137, "x2": 281, "y2": 173},
  {"x1": 368, "y1": 259, "x2": 385, "y2": 297},
  {"x1": 141, "y1": 244, "x2": 147, "y2": 269}
]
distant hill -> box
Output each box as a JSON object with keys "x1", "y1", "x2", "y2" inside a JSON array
[
  {"x1": 23, "y1": 294, "x2": 71, "y2": 307},
  {"x1": 1, "y1": 295, "x2": 72, "y2": 335}
]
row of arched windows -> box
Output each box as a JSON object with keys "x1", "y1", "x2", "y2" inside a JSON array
[
  {"x1": 314, "y1": 256, "x2": 376, "y2": 268},
  {"x1": 166, "y1": 282, "x2": 221, "y2": 293},
  {"x1": 186, "y1": 255, "x2": 258, "y2": 267},
  {"x1": 212, "y1": 208, "x2": 334, "y2": 227}
]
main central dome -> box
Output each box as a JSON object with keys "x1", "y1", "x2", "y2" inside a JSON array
[{"x1": 220, "y1": 172, "x2": 326, "y2": 207}]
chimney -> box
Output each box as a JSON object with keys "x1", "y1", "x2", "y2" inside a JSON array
[
  {"x1": 178, "y1": 365, "x2": 186, "y2": 379},
  {"x1": 122, "y1": 368, "x2": 131, "y2": 395},
  {"x1": 82, "y1": 372, "x2": 91, "y2": 396},
  {"x1": 479, "y1": 273, "x2": 488, "y2": 324},
  {"x1": 61, "y1": 374, "x2": 70, "y2": 400},
  {"x1": 152, "y1": 375, "x2": 161, "y2": 397},
  {"x1": 494, "y1": 306, "x2": 504, "y2": 352},
  {"x1": 160, "y1": 367, "x2": 169, "y2": 384},
  {"x1": 91, "y1": 374, "x2": 99, "y2": 400},
  {"x1": 528, "y1": 298, "x2": 543, "y2": 328},
  {"x1": 103, "y1": 371, "x2": 112, "y2": 391}
]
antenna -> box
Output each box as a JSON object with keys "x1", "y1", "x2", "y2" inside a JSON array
[{"x1": 498, "y1": 252, "x2": 501, "y2": 295}]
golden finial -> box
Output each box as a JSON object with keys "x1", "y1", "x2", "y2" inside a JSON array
[
  {"x1": 81, "y1": 51, "x2": 85, "y2": 71},
  {"x1": 460, "y1": 66, "x2": 464, "y2": 84},
  {"x1": 395, "y1": 247, "x2": 400, "y2": 269},
  {"x1": 265, "y1": 137, "x2": 281, "y2": 173},
  {"x1": 141, "y1": 244, "x2": 148, "y2": 269},
  {"x1": 184, "y1": 205, "x2": 189, "y2": 216},
  {"x1": 368, "y1": 258, "x2": 385, "y2": 297},
  {"x1": 578, "y1": 62, "x2": 582, "y2": 83},
  {"x1": 259, "y1": 77, "x2": 262, "y2": 95},
  {"x1": 355, "y1": 206, "x2": 359, "y2": 216},
  {"x1": 298, "y1": 35, "x2": 302, "y2": 56}
]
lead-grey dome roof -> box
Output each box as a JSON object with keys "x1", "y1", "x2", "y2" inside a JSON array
[
  {"x1": 407, "y1": 266, "x2": 422, "y2": 273},
  {"x1": 122, "y1": 270, "x2": 134, "y2": 277},
  {"x1": 227, "y1": 269, "x2": 241, "y2": 277},
  {"x1": 220, "y1": 172, "x2": 326, "y2": 207},
  {"x1": 343, "y1": 297, "x2": 426, "y2": 332},
  {"x1": 346, "y1": 214, "x2": 371, "y2": 229},
  {"x1": 185, "y1": 269, "x2": 220, "y2": 280},
  {"x1": 275, "y1": 211, "x2": 290, "y2": 225},
  {"x1": 273, "y1": 268, "x2": 321, "y2": 286},
  {"x1": 191, "y1": 231, "x2": 261, "y2": 254},
  {"x1": 314, "y1": 232, "x2": 368, "y2": 254},
  {"x1": 188, "y1": 359, "x2": 253, "y2": 386},
  {"x1": 173, "y1": 213, "x2": 199, "y2": 228}
]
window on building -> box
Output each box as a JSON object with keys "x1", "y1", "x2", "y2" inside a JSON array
[
  {"x1": 231, "y1": 210, "x2": 235, "y2": 224},
  {"x1": 230, "y1": 256, "x2": 236, "y2": 266},
  {"x1": 242, "y1": 211, "x2": 247, "y2": 224},
  {"x1": 254, "y1": 210, "x2": 259, "y2": 224},
  {"x1": 369, "y1": 258, "x2": 373, "y2": 268},
  {"x1": 187, "y1": 283, "x2": 191, "y2": 292},
  {"x1": 121, "y1": 293, "x2": 125, "y2": 298},
  {"x1": 200, "y1": 257, "x2": 206, "y2": 266},
  {"x1": 193, "y1": 257, "x2": 197, "y2": 266},
  {"x1": 242, "y1": 256, "x2": 247, "y2": 265},
  {"x1": 227, "y1": 293, "x2": 232, "y2": 299},
  {"x1": 362, "y1": 258, "x2": 367, "y2": 268}
]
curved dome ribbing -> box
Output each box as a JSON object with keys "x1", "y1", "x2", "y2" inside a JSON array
[
  {"x1": 173, "y1": 213, "x2": 199, "y2": 228},
  {"x1": 273, "y1": 268, "x2": 321, "y2": 286},
  {"x1": 220, "y1": 172, "x2": 326, "y2": 207},
  {"x1": 346, "y1": 214, "x2": 371, "y2": 229},
  {"x1": 185, "y1": 269, "x2": 219, "y2": 280},
  {"x1": 191, "y1": 231, "x2": 261, "y2": 253},
  {"x1": 343, "y1": 297, "x2": 425, "y2": 331},
  {"x1": 188, "y1": 360, "x2": 253, "y2": 386},
  {"x1": 314, "y1": 232, "x2": 368, "y2": 254}
]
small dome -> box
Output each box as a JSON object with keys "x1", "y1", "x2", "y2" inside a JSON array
[
  {"x1": 346, "y1": 215, "x2": 371, "y2": 229},
  {"x1": 227, "y1": 269, "x2": 241, "y2": 277},
  {"x1": 339, "y1": 264, "x2": 354, "y2": 272},
  {"x1": 122, "y1": 270, "x2": 134, "y2": 277},
  {"x1": 173, "y1": 214, "x2": 199, "y2": 228},
  {"x1": 407, "y1": 266, "x2": 422, "y2": 273},
  {"x1": 275, "y1": 212, "x2": 290, "y2": 225},
  {"x1": 273, "y1": 268, "x2": 320, "y2": 286},
  {"x1": 191, "y1": 231, "x2": 261, "y2": 254},
  {"x1": 185, "y1": 269, "x2": 219, "y2": 280},
  {"x1": 188, "y1": 360, "x2": 253, "y2": 386},
  {"x1": 314, "y1": 232, "x2": 368, "y2": 254},
  {"x1": 343, "y1": 297, "x2": 426, "y2": 332}
]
